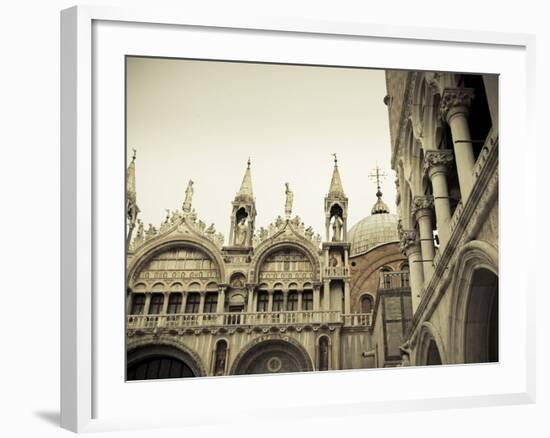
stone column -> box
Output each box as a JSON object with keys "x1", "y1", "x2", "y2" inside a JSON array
[
  {"x1": 126, "y1": 293, "x2": 132, "y2": 314},
  {"x1": 344, "y1": 249, "x2": 349, "y2": 267},
  {"x1": 440, "y1": 87, "x2": 475, "y2": 201},
  {"x1": 198, "y1": 292, "x2": 206, "y2": 314},
  {"x1": 267, "y1": 290, "x2": 274, "y2": 312},
  {"x1": 323, "y1": 280, "x2": 331, "y2": 311},
  {"x1": 161, "y1": 292, "x2": 170, "y2": 314},
  {"x1": 413, "y1": 196, "x2": 435, "y2": 284},
  {"x1": 344, "y1": 280, "x2": 351, "y2": 314},
  {"x1": 282, "y1": 289, "x2": 289, "y2": 311},
  {"x1": 144, "y1": 293, "x2": 152, "y2": 315},
  {"x1": 246, "y1": 286, "x2": 254, "y2": 313},
  {"x1": 482, "y1": 74, "x2": 499, "y2": 130},
  {"x1": 297, "y1": 290, "x2": 303, "y2": 311},
  {"x1": 424, "y1": 150, "x2": 454, "y2": 249},
  {"x1": 400, "y1": 231, "x2": 424, "y2": 313},
  {"x1": 217, "y1": 286, "x2": 226, "y2": 314},
  {"x1": 313, "y1": 285, "x2": 321, "y2": 312},
  {"x1": 181, "y1": 292, "x2": 188, "y2": 314}
]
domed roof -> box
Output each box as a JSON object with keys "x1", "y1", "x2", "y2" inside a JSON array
[
  {"x1": 349, "y1": 213, "x2": 399, "y2": 256},
  {"x1": 349, "y1": 188, "x2": 399, "y2": 257}
]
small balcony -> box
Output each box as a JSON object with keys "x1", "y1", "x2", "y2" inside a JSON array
[
  {"x1": 342, "y1": 313, "x2": 373, "y2": 327},
  {"x1": 379, "y1": 271, "x2": 410, "y2": 290},
  {"x1": 324, "y1": 266, "x2": 349, "y2": 278}
]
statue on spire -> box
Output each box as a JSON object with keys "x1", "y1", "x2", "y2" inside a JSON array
[
  {"x1": 284, "y1": 182, "x2": 293, "y2": 219},
  {"x1": 182, "y1": 179, "x2": 194, "y2": 213}
]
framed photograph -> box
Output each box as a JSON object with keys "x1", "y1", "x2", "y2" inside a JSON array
[{"x1": 61, "y1": 5, "x2": 536, "y2": 433}]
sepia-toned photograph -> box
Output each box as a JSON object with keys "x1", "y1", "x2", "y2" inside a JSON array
[{"x1": 125, "y1": 57, "x2": 499, "y2": 380}]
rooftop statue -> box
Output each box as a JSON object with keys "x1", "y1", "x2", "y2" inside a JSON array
[
  {"x1": 284, "y1": 182, "x2": 293, "y2": 219},
  {"x1": 182, "y1": 179, "x2": 194, "y2": 212}
]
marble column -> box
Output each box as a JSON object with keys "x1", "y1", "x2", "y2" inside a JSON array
[
  {"x1": 246, "y1": 286, "x2": 254, "y2": 313},
  {"x1": 267, "y1": 290, "x2": 274, "y2": 312},
  {"x1": 440, "y1": 87, "x2": 476, "y2": 201},
  {"x1": 424, "y1": 150, "x2": 454, "y2": 249},
  {"x1": 126, "y1": 293, "x2": 132, "y2": 314},
  {"x1": 144, "y1": 293, "x2": 152, "y2": 315},
  {"x1": 297, "y1": 290, "x2": 303, "y2": 311},
  {"x1": 313, "y1": 285, "x2": 321, "y2": 312},
  {"x1": 344, "y1": 280, "x2": 351, "y2": 314},
  {"x1": 198, "y1": 292, "x2": 206, "y2": 314},
  {"x1": 181, "y1": 292, "x2": 188, "y2": 314},
  {"x1": 413, "y1": 196, "x2": 435, "y2": 284},
  {"x1": 161, "y1": 292, "x2": 170, "y2": 314},
  {"x1": 323, "y1": 280, "x2": 331, "y2": 311},
  {"x1": 217, "y1": 287, "x2": 226, "y2": 314},
  {"x1": 400, "y1": 231, "x2": 424, "y2": 312},
  {"x1": 283, "y1": 290, "x2": 289, "y2": 311}
]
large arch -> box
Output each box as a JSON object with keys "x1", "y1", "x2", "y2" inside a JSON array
[
  {"x1": 249, "y1": 240, "x2": 321, "y2": 285},
  {"x1": 415, "y1": 321, "x2": 448, "y2": 366},
  {"x1": 127, "y1": 235, "x2": 226, "y2": 286},
  {"x1": 127, "y1": 338, "x2": 207, "y2": 378},
  {"x1": 229, "y1": 336, "x2": 314, "y2": 375},
  {"x1": 448, "y1": 240, "x2": 498, "y2": 364}
]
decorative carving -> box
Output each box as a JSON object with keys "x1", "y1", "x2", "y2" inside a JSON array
[
  {"x1": 439, "y1": 87, "x2": 475, "y2": 122},
  {"x1": 331, "y1": 216, "x2": 343, "y2": 242},
  {"x1": 423, "y1": 150, "x2": 454, "y2": 174},
  {"x1": 399, "y1": 229, "x2": 419, "y2": 253},
  {"x1": 234, "y1": 217, "x2": 249, "y2": 246},
  {"x1": 412, "y1": 195, "x2": 434, "y2": 217},
  {"x1": 284, "y1": 182, "x2": 293, "y2": 219},
  {"x1": 182, "y1": 179, "x2": 194, "y2": 213}
]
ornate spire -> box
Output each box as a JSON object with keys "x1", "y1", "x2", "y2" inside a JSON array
[
  {"x1": 126, "y1": 148, "x2": 140, "y2": 246},
  {"x1": 328, "y1": 153, "x2": 345, "y2": 196},
  {"x1": 368, "y1": 165, "x2": 390, "y2": 215},
  {"x1": 236, "y1": 158, "x2": 254, "y2": 200}
]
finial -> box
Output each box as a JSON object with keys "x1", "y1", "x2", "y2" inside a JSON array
[
  {"x1": 368, "y1": 165, "x2": 387, "y2": 198},
  {"x1": 247, "y1": 157, "x2": 251, "y2": 169},
  {"x1": 331, "y1": 153, "x2": 338, "y2": 165},
  {"x1": 132, "y1": 148, "x2": 136, "y2": 161}
]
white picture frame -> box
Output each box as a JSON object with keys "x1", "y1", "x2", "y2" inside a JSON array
[{"x1": 60, "y1": 5, "x2": 536, "y2": 433}]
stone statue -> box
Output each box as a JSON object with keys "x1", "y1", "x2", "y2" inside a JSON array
[
  {"x1": 284, "y1": 182, "x2": 293, "y2": 219},
  {"x1": 329, "y1": 253, "x2": 338, "y2": 267},
  {"x1": 206, "y1": 223, "x2": 216, "y2": 235},
  {"x1": 331, "y1": 216, "x2": 343, "y2": 242},
  {"x1": 305, "y1": 226, "x2": 314, "y2": 239},
  {"x1": 145, "y1": 223, "x2": 157, "y2": 240},
  {"x1": 182, "y1": 179, "x2": 194, "y2": 212},
  {"x1": 275, "y1": 215, "x2": 284, "y2": 229},
  {"x1": 234, "y1": 217, "x2": 248, "y2": 246}
]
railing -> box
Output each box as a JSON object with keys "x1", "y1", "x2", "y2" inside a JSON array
[
  {"x1": 342, "y1": 313, "x2": 373, "y2": 327},
  {"x1": 324, "y1": 266, "x2": 349, "y2": 278},
  {"x1": 127, "y1": 310, "x2": 342, "y2": 330},
  {"x1": 379, "y1": 271, "x2": 410, "y2": 290}
]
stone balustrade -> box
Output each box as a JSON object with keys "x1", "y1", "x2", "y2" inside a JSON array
[
  {"x1": 379, "y1": 270, "x2": 410, "y2": 290},
  {"x1": 323, "y1": 266, "x2": 350, "y2": 278},
  {"x1": 127, "y1": 309, "x2": 373, "y2": 330}
]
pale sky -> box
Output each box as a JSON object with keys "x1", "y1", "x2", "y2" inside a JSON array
[{"x1": 126, "y1": 57, "x2": 396, "y2": 241}]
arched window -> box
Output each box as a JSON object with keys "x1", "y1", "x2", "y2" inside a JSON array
[
  {"x1": 287, "y1": 291, "x2": 298, "y2": 311},
  {"x1": 257, "y1": 291, "x2": 269, "y2": 312},
  {"x1": 185, "y1": 293, "x2": 200, "y2": 313},
  {"x1": 131, "y1": 294, "x2": 146, "y2": 315},
  {"x1": 204, "y1": 292, "x2": 218, "y2": 313},
  {"x1": 127, "y1": 356, "x2": 195, "y2": 380},
  {"x1": 148, "y1": 293, "x2": 164, "y2": 314},
  {"x1": 302, "y1": 291, "x2": 313, "y2": 311},
  {"x1": 272, "y1": 291, "x2": 284, "y2": 311},
  {"x1": 360, "y1": 294, "x2": 374, "y2": 314},
  {"x1": 167, "y1": 293, "x2": 182, "y2": 314},
  {"x1": 318, "y1": 337, "x2": 330, "y2": 371},
  {"x1": 213, "y1": 340, "x2": 228, "y2": 376}
]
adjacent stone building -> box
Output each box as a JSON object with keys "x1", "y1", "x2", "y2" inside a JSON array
[{"x1": 384, "y1": 70, "x2": 499, "y2": 365}]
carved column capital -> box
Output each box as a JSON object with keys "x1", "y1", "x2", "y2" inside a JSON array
[
  {"x1": 412, "y1": 195, "x2": 434, "y2": 219},
  {"x1": 440, "y1": 87, "x2": 475, "y2": 123},
  {"x1": 423, "y1": 150, "x2": 454, "y2": 176},
  {"x1": 399, "y1": 230, "x2": 421, "y2": 254}
]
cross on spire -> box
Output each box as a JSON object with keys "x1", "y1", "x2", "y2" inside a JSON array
[{"x1": 368, "y1": 165, "x2": 387, "y2": 197}]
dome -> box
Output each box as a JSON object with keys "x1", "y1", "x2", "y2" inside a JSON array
[{"x1": 349, "y1": 212, "x2": 399, "y2": 257}]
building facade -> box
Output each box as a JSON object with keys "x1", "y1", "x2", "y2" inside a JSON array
[
  {"x1": 125, "y1": 156, "x2": 410, "y2": 379},
  {"x1": 384, "y1": 70, "x2": 499, "y2": 366}
]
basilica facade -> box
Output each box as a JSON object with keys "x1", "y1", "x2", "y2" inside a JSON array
[{"x1": 125, "y1": 155, "x2": 410, "y2": 379}]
